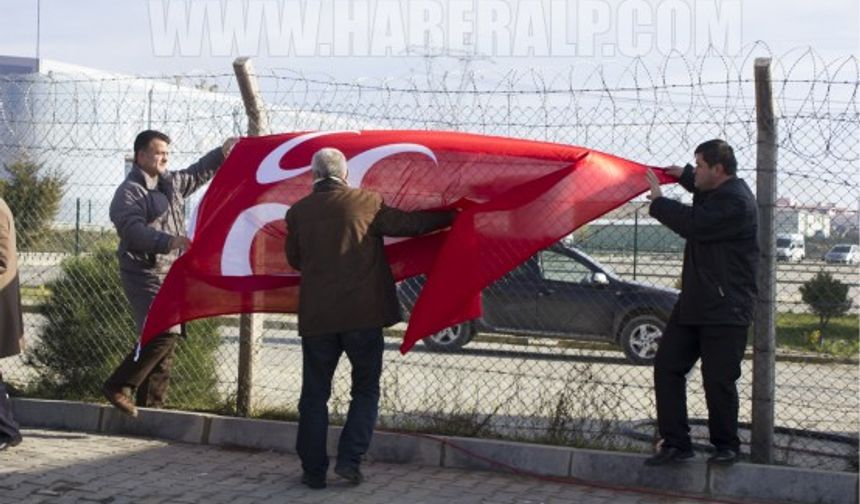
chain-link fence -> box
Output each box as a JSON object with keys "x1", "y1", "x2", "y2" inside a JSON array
[{"x1": 0, "y1": 45, "x2": 857, "y2": 472}]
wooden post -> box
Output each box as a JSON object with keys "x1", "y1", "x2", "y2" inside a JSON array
[
  {"x1": 232, "y1": 56, "x2": 269, "y2": 417},
  {"x1": 233, "y1": 57, "x2": 269, "y2": 136},
  {"x1": 752, "y1": 57, "x2": 777, "y2": 464}
]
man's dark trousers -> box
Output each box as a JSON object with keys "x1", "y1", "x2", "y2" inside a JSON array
[
  {"x1": 654, "y1": 311, "x2": 748, "y2": 452},
  {"x1": 296, "y1": 328, "x2": 384, "y2": 479},
  {"x1": 105, "y1": 332, "x2": 179, "y2": 407},
  {"x1": 0, "y1": 377, "x2": 21, "y2": 442}
]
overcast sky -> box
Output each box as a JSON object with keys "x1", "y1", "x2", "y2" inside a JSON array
[
  {"x1": 0, "y1": 0, "x2": 857, "y2": 80},
  {"x1": 1, "y1": 1, "x2": 856, "y2": 208}
]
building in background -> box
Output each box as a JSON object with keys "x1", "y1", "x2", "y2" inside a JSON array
[
  {"x1": 0, "y1": 55, "x2": 243, "y2": 228},
  {"x1": 830, "y1": 206, "x2": 860, "y2": 239},
  {"x1": 774, "y1": 198, "x2": 834, "y2": 239}
]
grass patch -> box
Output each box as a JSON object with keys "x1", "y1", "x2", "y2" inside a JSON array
[
  {"x1": 20, "y1": 285, "x2": 51, "y2": 304},
  {"x1": 776, "y1": 312, "x2": 859, "y2": 357},
  {"x1": 251, "y1": 407, "x2": 300, "y2": 423},
  {"x1": 23, "y1": 228, "x2": 117, "y2": 254}
]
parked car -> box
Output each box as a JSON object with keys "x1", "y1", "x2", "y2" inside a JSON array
[
  {"x1": 824, "y1": 244, "x2": 860, "y2": 264},
  {"x1": 776, "y1": 233, "x2": 805, "y2": 262},
  {"x1": 397, "y1": 243, "x2": 679, "y2": 365}
]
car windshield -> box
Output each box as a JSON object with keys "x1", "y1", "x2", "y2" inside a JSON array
[
  {"x1": 831, "y1": 245, "x2": 851, "y2": 253},
  {"x1": 540, "y1": 250, "x2": 593, "y2": 282},
  {"x1": 776, "y1": 238, "x2": 790, "y2": 247},
  {"x1": 551, "y1": 245, "x2": 621, "y2": 281}
]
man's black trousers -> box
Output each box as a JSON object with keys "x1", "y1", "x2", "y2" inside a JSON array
[{"x1": 654, "y1": 311, "x2": 748, "y2": 452}]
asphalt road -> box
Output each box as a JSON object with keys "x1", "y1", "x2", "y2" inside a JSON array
[
  {"x1": 596, "y1": 254, "x2": 859, "y2": 313},
  {"x1": 18, "y1": 253, "x2": 859, "y2": 314}
]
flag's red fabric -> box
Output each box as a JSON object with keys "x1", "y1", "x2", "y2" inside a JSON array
[{"x1": 141, "y1": 130, "x2": 671, "y2": 353}]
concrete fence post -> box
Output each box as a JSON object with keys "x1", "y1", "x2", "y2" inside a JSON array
[{"x1": 752, "y1": 57, "x2": 778, "y2": 464}]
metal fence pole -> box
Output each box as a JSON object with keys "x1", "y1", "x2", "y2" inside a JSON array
[
  {"x1": 232, "y1": 56, "x2": 270, "y2": 417},
  {"x1": 633, "y1": 205, "x2": 639, "y2": 280},
  {"x1": 752, "y1": 57, "x2": 777, "y2": 464},
  {"x1": 75, "y1": 197, "x2": 80, "y2": 256}
]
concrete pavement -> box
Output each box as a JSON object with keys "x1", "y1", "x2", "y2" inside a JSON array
[
  {"x1": 3, "y1": 399, "x2": 857, "y2": 504},
  {"x1": 4, "y1": 428, "x2": 723, "y2": 504}
]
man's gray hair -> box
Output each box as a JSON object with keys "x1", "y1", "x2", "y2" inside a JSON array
[{"x1": 311, "y1": 147, "x2": 348, "y2": 184}]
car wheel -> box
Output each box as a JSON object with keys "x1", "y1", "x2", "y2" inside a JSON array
[
  {"x1": 422, "y1": 322, "x2": 475, "y2": 352},
  {"x1": 619, "y1": 314, "x2": 665, "y2": 365}
]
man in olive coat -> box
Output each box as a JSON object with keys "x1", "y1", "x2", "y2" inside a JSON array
[
  {"x1": 286, "y1": 148, "x2": 455, "y2": 489},
  {"x1": 103, "y1": 130, "x2": 237, "y2": 417},
  {"x1": 0, "y1": 195, "x2": 24, "y2": 450}
]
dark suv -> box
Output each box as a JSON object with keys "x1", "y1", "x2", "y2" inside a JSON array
[{"x1": 397, "y1": 243, "x2": 678, "y2": 365}]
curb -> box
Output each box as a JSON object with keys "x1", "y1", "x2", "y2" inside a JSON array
[{"x1": 10, "y1": 398, "x2": 858, "y2": 504}]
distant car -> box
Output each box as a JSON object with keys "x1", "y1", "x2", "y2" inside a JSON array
[
  {"x1": 397, "y1": 243, "x2": 679, "y2": 365},
  {"x1": 824, "y1": 244, "x2": 860, "y2": 264},
  {"x1": 776, "y1": 233, "x2": 805, "y2": 262}
]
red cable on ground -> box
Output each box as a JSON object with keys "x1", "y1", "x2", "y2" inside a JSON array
[{"x1": 381, "y1": 429, "x2": 774, "y2": 504}]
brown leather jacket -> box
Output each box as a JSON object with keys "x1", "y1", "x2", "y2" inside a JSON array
[{"x1": 285, "y1": 179, "x2": 454, "y2": 337}]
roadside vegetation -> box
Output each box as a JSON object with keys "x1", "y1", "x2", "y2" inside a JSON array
[{"x1": 776, "y1": 313, "x2": 858, "y2": 357}]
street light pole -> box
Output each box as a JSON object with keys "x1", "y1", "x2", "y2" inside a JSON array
[{"x1": 36, "y1": 0, "x2": 42, "y2": 60}]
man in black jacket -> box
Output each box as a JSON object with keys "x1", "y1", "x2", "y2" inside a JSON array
[{"x1": 644, "y1": 139, "x2": 758, "y2": 466}]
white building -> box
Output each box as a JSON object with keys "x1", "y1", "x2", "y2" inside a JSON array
[
  {"x1": 0, "y1": 55, "x2": 386, "y2": 228},
  {"x1": 0, "y1": 55, "x2": 244, "y2": 227},
  {"x1": 774, "y1": 199, "x2": 833, "y2": 239}
]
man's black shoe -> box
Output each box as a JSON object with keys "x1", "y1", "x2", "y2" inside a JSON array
[
  {"x1": 644, "y1": 446, "x2": 695, "y2": 466},
  {"x1": 301, "y1": 473, "x2": 326, "y2": 489},
  {"x1": 707, "y1": 449, "x2": 739, "y2": 465},
  {"x1": 334, "y1": 465, "x2": 364, "y2": 485}
]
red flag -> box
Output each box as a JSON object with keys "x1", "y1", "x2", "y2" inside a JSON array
[{"x1": 141, "y1": 130, "x2": 671, "y2": 353}]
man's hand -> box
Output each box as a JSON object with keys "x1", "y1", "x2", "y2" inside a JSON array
[
  {"x1": 664, "y1": 165, "x2": 684, "y2": 178},
  {"x1": 169, "y1": 235, "x2": 192, "y2": 251},
  {"x1": 222, "y1": 137, "x2": 240, "y2": 158},
  {"x1": 646, "y1": 169, "x2": 662, "y2": 200}
]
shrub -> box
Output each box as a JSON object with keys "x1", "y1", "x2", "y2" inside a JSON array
[
  {"x1": 26, "y1": 247, "x2": 221, "y2": 409},
  {"x1": 799, "y1": 270, "x2": 852, "y2": 342},
  {"x1": 0, "y1": 159, "x2": 66, "y2": 250}
]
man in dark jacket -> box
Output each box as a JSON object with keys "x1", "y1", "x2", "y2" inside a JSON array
[
  {"x1": 102, "y1": 130, "x2": 238, "y2": 418},
  {"x1": 286, "y1": 147, "x2": 455, "y2": 489},
  {"x1": 644, "y1": 139, "x2": 758, "y2": 466}
]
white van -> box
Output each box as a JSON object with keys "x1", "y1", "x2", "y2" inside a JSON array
[{"x1": 776, "y1": 233, "x2": 805, "y2": 262}]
